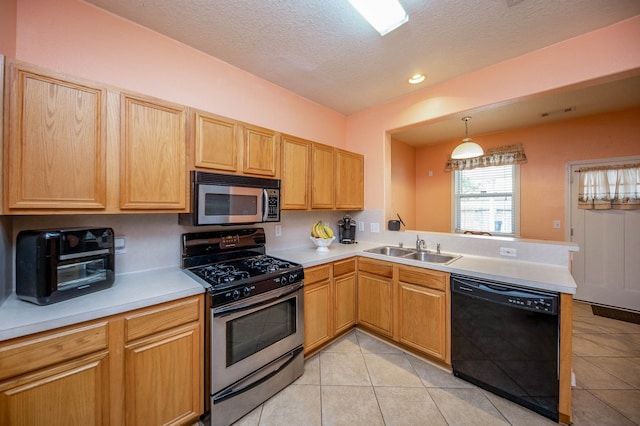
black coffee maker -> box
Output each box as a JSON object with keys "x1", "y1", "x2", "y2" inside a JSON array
[{"x1": 338, "y1": 215, "x2": 357, "y2": 244}]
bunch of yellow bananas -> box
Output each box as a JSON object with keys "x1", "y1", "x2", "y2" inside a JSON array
[{"x1": 311, "y1": 221, "x2": 334, "y2": 239}]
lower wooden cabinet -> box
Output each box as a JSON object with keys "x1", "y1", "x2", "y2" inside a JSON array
[
  {"x1": 357, "y1": 258, "x2": 394, "y2": 337},
  {"x1": 396, "y1": 265, "x2": 450, "y2": 364},
  {"x1": 305, "y1": 257, "x2": 450, "y2": 365},
  {"x1": 303, "y1": 264, "x2": 333, "y2": 355},
  {"x1": 303, "y1": 258, "x2": 357, "y2": 356},
  {"x1": 0, "y1": 295, "x2": 204, "y2": 426},
  {"x1": 333, "y1": 258, "x2": 357, "y2": 335}
]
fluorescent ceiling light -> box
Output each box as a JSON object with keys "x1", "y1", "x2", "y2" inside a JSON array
[{"x1": 348, "y1": 0, "x2": 409, "y2": 36}]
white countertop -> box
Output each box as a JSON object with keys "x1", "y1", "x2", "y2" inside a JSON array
[
  {"x1": 269, "y1": 241, "x2": 577, "y2": 295},
  {"x1": 0, "y1": 268, "x2": 204, "y2": 342},
  {"x1": 1, "y1": 241, "x2": 576, "y2": 342}
]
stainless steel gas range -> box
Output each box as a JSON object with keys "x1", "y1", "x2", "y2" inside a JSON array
[{"x1": 181, "y1": 228, "x2": 304, "y2": 426}]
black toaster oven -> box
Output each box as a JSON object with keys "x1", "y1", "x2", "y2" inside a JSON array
[{"x1": 16, "y1": 227, "x2": 115, "y2": 305}]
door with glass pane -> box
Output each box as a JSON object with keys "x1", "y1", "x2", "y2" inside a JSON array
[{"x1": 570, "y1": 159, "x2": 640, "y2": 311}]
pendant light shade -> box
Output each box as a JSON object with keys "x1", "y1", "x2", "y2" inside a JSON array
[{"x1": 451, "y1": 117, "x2": 483, "y2": 159}]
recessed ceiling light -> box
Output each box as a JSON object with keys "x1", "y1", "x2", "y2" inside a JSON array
[
  {"x1": 347, "y1": 0, "x2": 409, "y2": 36},
  {"x1": 408, "y1": 74, "x2": 425, "y2": 84}
]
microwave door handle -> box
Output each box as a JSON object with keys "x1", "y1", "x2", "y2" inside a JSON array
[{"x1": 261, "y1": 189, "x2": 269, "y2": 221}]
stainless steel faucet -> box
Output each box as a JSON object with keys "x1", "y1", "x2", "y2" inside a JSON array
[
  {"x1": 416, "y1": 235, "x2": 426, "y2": 251},
  {"x1": 436, "y1": 243, "x2": 441, "y2": 254}
]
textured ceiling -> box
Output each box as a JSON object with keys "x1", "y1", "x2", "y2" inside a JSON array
[{"x1": 84, "y1": 0, "x2": 640, "y2": 144}]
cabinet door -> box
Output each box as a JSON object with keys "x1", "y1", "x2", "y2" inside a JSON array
[
  {"x1": 120, "y1": 94, "x2": 187, "y2": 210},
  {"x1": 0, "y1": 320, "x2": 110, "y2": 426},
  {"x1": 397, "y1": 282, "x2": 447, "y2": 361},
  {"x1": 242, "y1": 125, "x2": 278, "y2": 176},
  {"x1": 335, "y1": 149, "x2": 364, "y2": 210},
  {"x1": 0, "y1": 352, "x2": 110, "y2": 426},
  {"x1": 303, "y1": 265, "x2": 333, "y2": 355},
  {"x1": 311, "y1": 143, "x2": 334, "y2": 209},
  {"x1": 194, "y1": 110, "x2": 238, "y2": 172},
  {"x1": 334, "y1": 272, "x2": 357, "y2": 335},
  {"x1": 124, "y1": 323, "x2": 202, "y2": 426},
  {"x1": 4, "y1": 61, "x2": 107, "y2": 211},
  {"x1": 280, "y1": 135, "x2": 310, "y2": 210},
  {"x1": 357, "y1": 272, "x2": 393, "y2": 337}
]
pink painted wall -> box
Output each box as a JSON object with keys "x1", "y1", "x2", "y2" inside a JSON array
[
  {"x1": 414, "y1": 107, "x2": 640, "y2": 241},
  {"x1": 0, "y1": 0, "x2": 17, "y2": 57},
  {"x1": 390, "y1": 139, "x2": 416, "y2": 229},
  {"x1": 347, "y1": 16, "x2": 640, "y2": 215},
  {"x1": 11, "y1": 0, "x2": 346, "y2": 147}
]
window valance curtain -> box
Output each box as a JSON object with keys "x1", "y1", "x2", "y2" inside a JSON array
[
  {"x1": 577, "y1": 163, "x2": 640, "y2": 210},
  {"x1": 445, "y1": 144, "x2": 527, "y2": 171}
]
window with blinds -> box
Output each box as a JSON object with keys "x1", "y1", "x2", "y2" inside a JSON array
[{"x1": 454, "y1": 165, "x2": 519, "y2": 235}]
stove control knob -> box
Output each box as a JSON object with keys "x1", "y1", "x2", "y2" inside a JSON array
[
  {"x1": 288, "y1": 274, "x2": 296, "y2": 283},
  {"x1": 232, "y1": 289, "x2": 240, "y2": 300},
  {"x1": 243, "y1": 287, "x2": 251, "y2": 297}
]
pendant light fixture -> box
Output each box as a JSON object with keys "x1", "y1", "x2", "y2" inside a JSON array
[{"x1": 451, "y1": 116, "x2": 484, "y2": 159}]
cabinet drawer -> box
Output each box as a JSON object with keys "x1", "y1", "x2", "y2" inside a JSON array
[
  {"x1": 305, "y1": 264, "x2": 331, "y2": 284},
  {"x1": 125, "y1": 296, "x2": 201, "y2": 342},
  {"x1": 0, "y1": 321, "x2": 108, "y2": 380},
  {"x1": 358, "y1": 258, "x2": 393, "y2": 278},
  {"x1": 333, "y1": 258, "x2": 356, "y2": 277},
  {"x1": 398, "y1": 266, "x2": 448, "y2": 291}
]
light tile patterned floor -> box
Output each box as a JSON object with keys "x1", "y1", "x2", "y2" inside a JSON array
[{"x1": 232, "y1": 302, "x2": 640, "y2": 425}]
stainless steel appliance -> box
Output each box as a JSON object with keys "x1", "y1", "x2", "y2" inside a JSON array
[
  {"x1": 181, "y1": 228, "x2": 304, "y2": 426},
  {"x1": 338, "y1": 214, "x2": 357, "y2": 244},
  {"x1": 16, "y1": 227, "x2": 115, "y2": 305},
  {"x1": 179, "y1": 171, "x2": 281, "y2": 226},
  {"x1": 451, "y1": 274, "x2": 560, "y2": 421}
]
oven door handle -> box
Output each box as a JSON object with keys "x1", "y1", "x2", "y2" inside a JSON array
[
  {"x1": 213, "y1": 346, "x2": 303, "y2": 404},
  {"x1": 214, "y1": 282, "x2": 303, "y2": 317}
]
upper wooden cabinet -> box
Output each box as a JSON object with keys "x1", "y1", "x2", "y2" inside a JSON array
[
  {"x1": 3, "y1": 60, "x2": 108, "y2": 211},
  {"x1": 280, "y1": 135, "x2": 364, "y2": 211},
  {"x1": 242, "y1": 124, "x2": 279, "y2": 177},
  {"x1": 120, "y1": 93, "x2": 188, "y2": 210},
  {"x1": 3, "y1": 60, "x2": 189, "y2": 214},
  {"x1": 192, "y1": 110, "x2": 278, "y2": 178},
  {"x1": 194, "y1": 110, "x2": 238, "y2": 172},
  {"x1": 280, "y1": 135, "x2": 311, "y2": 210},
  {"x1": 311, "y1": 143, "x2": 335, "y2": 209},
  {"x1": 335, "y1": 149, "x2": 364, "y2": 210}
]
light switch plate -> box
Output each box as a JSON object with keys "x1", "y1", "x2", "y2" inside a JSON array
[
  {"x1": 499, "y1": 247, "x2": 517, "y2": 257},
  {"x1": 115, "y1": 236, "x2": 127, "y2": 254}
]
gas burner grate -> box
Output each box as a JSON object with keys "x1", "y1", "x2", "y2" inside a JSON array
[
  {"x1": 194, "y1": 264, "x2": 250, "y2": 286},
  {"x1": 243, "y1": 255, "x2": 293, "y2": 273}
]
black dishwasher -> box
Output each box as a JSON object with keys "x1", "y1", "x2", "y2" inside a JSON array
[{"x1": 451, "y1": 274, "x2": 560, "y2": 421}]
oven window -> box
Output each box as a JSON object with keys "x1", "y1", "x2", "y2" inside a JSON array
[
  {"x1": 57, "y1": 259, "x2": 107, "y2": 291},
  {"x1": 226, "y1": 298, "x2": 296, "y2": 366},
  {"x1": 205, "y1": 194, "x2": 257, "y2": 216}
]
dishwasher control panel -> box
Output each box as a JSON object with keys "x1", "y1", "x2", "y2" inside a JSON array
[
  {"x1": 451, "y1": 275, "x2": 558, "y2": 315},
  {"x1": 506, "y1": 295, "x2": 555, "y2": 313}
]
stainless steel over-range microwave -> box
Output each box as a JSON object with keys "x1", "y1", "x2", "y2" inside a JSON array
[{"x1": 179, "y1": 171, "x2": 281, "y2": 226}]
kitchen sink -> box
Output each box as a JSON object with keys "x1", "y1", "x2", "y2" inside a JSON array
[
  {"x1": 402, "y1": 251, "x2": 461, "y2": 264},
  {"x1": 364, "y1": 246, "x2": 415, "y2": 257},
  {"x1": 364, "y1": 245, "x2": 461, "y2": 265}
]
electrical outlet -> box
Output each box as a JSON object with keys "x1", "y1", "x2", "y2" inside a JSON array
[
  {"x1": 274, "y1": 225, "x2": 282, "y2": 237},
  {"x1": 115, "y1": 237, "x2": 127, "y2": 254},
  {"x1": 500, "y1": 247, "x2": 517, "y2": 257},
  {"x1": 370, "y1": 223, "x2": 380, "y2": 233},
  {"x1": 553, "y1": 220, "x2": 561, "y2": 229},
  {"x1": 358, "y1": 221, "x2": 364, "y2": 232}
]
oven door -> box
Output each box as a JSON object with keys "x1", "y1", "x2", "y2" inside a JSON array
[
  {"x1": 197, "y1": 184, "x2": 266, "y2": 225},
  {"x1": 211, "y1": 283, "x2": 303, "y2": 393}
]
